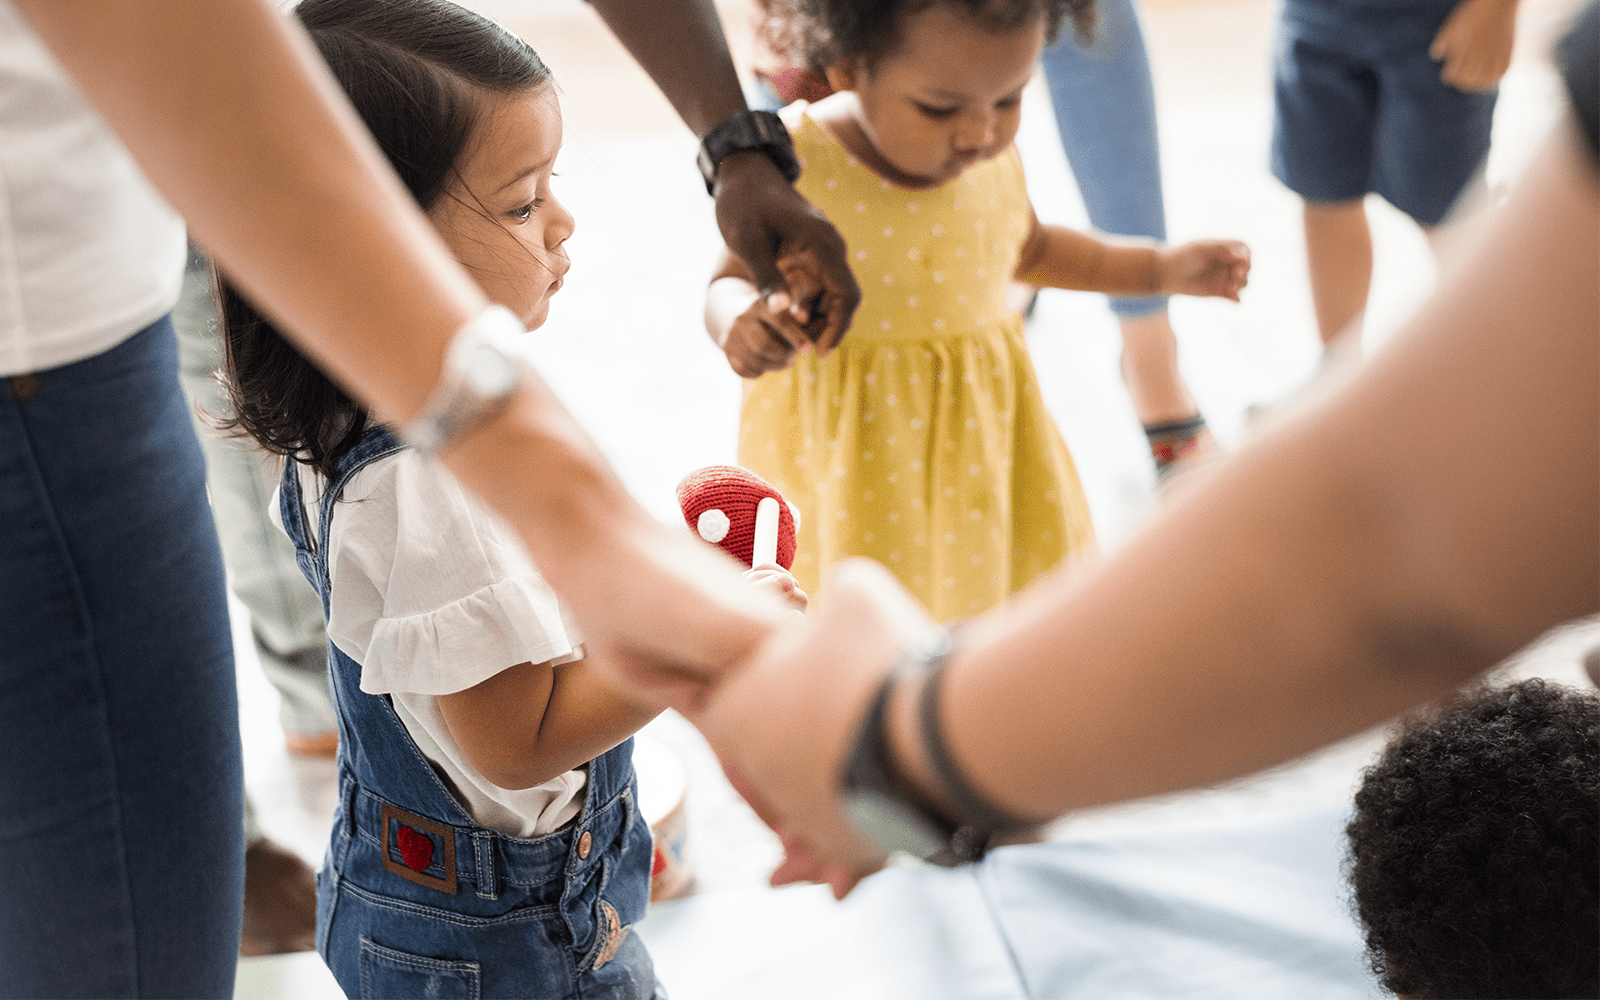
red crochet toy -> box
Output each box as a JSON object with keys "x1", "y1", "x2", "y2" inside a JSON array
[{"x1": 676, "y1": 465, "x2": 797, "y2": 570}]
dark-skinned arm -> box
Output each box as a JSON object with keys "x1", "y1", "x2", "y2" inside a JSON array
[
  {"x1": 1014, "y1": 212, "x2": 1163, "y2": 296},
  {"x1": 585, "y1": 0, "x2": 862, "y2": 350},
  {"x1": 1016, "y1": 212, "x2": 1250, "y2": 301}
]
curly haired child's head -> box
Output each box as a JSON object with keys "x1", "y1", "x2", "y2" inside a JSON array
[
  {"x1": 1345, "y1": 678, "x2": 1599, "y2": 999},
  {"x1": 764, "y1": 0, "x2": 1094, "y2": 79}
]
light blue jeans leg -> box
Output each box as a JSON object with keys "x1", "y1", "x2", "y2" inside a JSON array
[
  {"x1": 173, "y1": 250, "x2": 336, "y2": 739},
  {"x1": 1040, "y1": 0, "x2": 1168, "y2": 318}
]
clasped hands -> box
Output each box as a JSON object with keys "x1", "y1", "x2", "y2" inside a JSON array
[
  {"x1": 625, "y1": 557, "x2": 946, "y2": 900},
  {"x1": 711, "y1": 151, "x2": 860, "y2": 378}
]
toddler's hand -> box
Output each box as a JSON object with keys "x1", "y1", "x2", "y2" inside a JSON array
[
  {"x1": 744, "y1": 563, "x2": 808, "y2": 614},
  {"x1": 1160, "y1": 240, "x2": 1250, "y2": 302},
  {"x1": 712, "y1": 152, "x2": 861, "y2": 355},
  {"x1": 1430, "y1": 0, "x2": 1517, "y2": 93},
  {"x1": 717, "y1": 290, "x2": 814, "y2": 379}
]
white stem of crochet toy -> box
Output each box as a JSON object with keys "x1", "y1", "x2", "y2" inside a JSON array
[{"x1": 752, "y1": 497, "x2": 779, "y2": 568}]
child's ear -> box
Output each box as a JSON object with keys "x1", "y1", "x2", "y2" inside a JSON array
[{"x1": 823, "y1": 61, "x2": 857, "y2": 93}]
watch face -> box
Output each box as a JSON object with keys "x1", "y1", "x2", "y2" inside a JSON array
[
  {"x1": 843, "y1": 791, "x2": 947, "y2": 860},
  {"x1": 462, "y1": 341, "x2": 519, "y2": 397}
]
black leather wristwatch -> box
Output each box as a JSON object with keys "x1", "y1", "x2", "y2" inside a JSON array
[
  {"x1": 839, "y1": 626, "x2": 1029, "y2": 865},
  {"x1": 696, "y1": 110, "x2": 802, "y2": 194}
]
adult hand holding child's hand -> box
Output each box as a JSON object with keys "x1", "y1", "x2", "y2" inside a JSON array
[
  {"x1": 690, "y1": 558, "x2": 939, "y2": 899},
  {"x1": 707, "y1": 276, "x2": 815, "y2": 377},
  {"x1": 711, "y1": 151, "x2": 861, "y2": 355}
]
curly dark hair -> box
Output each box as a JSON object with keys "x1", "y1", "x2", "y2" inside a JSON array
[
  {"x1": 217, "y1": 0, "x2": 550, "y2": 479},
  {"x1": 762, "y1": 0, "x2": 1095, "y2": 79},
  {"x1": 1345, "y1": 678, "x2": 1599, "y2": 999}
]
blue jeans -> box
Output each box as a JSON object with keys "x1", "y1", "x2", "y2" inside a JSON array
[
  {"x1": 1040, "y1": 0, "x2": 1169, "y2": 317},
  {"x1": 174, "y1": 248, "x2": 334, "y2": 740},
  {"x1": 0, "y1": 318, "x2": 244, "y2": 998}
]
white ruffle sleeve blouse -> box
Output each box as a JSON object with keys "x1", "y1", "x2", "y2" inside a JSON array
[{"x1": 287, "y1": 448, "x2": 589, "y2": 838}]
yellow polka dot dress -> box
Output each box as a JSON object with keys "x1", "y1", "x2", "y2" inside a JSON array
[{"x1": 738, "y1": 107, "x2": 1095, "y2": 619}]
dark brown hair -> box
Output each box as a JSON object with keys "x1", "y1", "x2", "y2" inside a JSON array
[
  {"x1": 1346, "y1": 678, "x2": 1599, "y2": 999},
  {"x1": 763, "y1": 0, "x2": 1094, "y2": 79},
  {"x1": 218, "y1": 0, "x2": 551, "y2": 478}
]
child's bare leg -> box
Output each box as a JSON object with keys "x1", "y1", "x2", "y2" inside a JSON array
[
  {"x1": 1119, "y1": 309, "x2": 1196, "y2": 423},
  {"x1": 1303, "y1": 198, "x2": 1372, "y2": 351},
  {"x1": 1119, "y1": 309, "x2": 1214, "y2": 474}
]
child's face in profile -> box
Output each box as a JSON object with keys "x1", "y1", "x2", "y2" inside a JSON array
[
  {"x1": 427, "y1": 84, "x2": 573, "y2": 330},
  {"x1": 826, "y1": 3, "x2": 1044, "y2": 188}
]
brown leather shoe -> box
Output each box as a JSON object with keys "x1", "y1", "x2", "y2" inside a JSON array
[{"x1": 239, "y1": 837, "x2": 318, "y2": 956}]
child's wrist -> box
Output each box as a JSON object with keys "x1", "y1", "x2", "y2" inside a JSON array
[{"x1": 1149, "y1": 246, "x2": 1174, "y2": 294}]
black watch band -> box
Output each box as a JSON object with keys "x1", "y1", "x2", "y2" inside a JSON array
[
  {"x1": 839, "y1": 626, "x2": 1032, "y2": 865},
  {"x1": 696, "y1": 109, "x2": 801, "y2": 195},
  {"x1": 915, "y1": 631, "x2": 1035, "y2": 835}
]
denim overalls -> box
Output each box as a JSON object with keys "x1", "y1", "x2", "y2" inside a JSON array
[{"x1": 280, "y1": 426, "x2": 662, "y2": 999}]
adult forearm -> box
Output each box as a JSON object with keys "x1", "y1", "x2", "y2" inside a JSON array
[
  {"x1": 17, "y1": 0, "x2": 787, "y2": 675},
  {"x1": 15, "y1": 0, "x2": 482, "y2": 426},
  {"x1": 585, "y1": 0, "x2": 748, "y2": 136},
  {"x1": 937, "y1": 122, "x2": 1599, "y2": 820}
]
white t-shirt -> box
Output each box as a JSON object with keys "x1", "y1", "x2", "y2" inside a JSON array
[
  {"x1": 285, "y1": 449, "x2": 589, "y2": 838},
  {"x1": 0, "y1": 1, "x2": 187, "y2": 375}
]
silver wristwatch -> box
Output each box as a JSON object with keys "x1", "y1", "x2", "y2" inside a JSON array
[{"x1": 400, "y1": 305, "x2": 528, "y2": 456}]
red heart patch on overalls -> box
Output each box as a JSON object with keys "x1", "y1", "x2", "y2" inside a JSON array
[{"x1": 396, "y1": 825, "x2": 433, "y2": 872}]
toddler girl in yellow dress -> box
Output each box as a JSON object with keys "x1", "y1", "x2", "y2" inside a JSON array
[{"x1": 705, "y1": 0, "x2": 1250, "y2": 620}]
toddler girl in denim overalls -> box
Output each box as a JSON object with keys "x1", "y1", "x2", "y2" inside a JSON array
[
  {"x1": 279, "y1": 425, "x2": 660, "y2": 998},
  {"x1": 215, "y1": 0, "x2": 804, "y2": 995}
]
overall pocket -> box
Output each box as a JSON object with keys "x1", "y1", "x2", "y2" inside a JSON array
[{"x1": 358, "y1": 936, "x2": 481, "y2": 1000}]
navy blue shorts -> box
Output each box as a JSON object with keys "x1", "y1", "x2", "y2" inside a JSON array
[{"x1": 1270, "y1": 0, "x2": 1497, "y2": 226}]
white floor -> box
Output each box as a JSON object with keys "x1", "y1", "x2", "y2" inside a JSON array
[{"x1": 233, "y1": 0, "x2": 1592, "y2": 995}]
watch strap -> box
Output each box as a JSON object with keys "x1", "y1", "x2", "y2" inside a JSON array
[
  {"x1": 400, "y1": 305, "x2": 527, "y2": 457},
  {"x1": 914, "y1": 631, "x2": 1035, "y2": 835},
  {"x1": 840, "y1": 626, "x2": 1030, "y2": 865},
  {"x1": 697, "y1": 110, "x2": 801, "y2": 194},
  {"x1": 841, "y1": 671, "x2": 956, "y2": 861}
]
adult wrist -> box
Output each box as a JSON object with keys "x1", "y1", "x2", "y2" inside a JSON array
[
  {"x1": 697, "y1": 109, "x2": 800, "y2": 195},
  {"x1": 400, "y1": 304, "x2": 528, "y2": 457},
  {"x1": 840, "y1": 626, "x2": 1036, "y2": 865}
]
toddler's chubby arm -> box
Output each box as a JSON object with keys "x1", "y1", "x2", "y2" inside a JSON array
[
  {"x1": 437, "y1": 652, "x2": 668, "y2": 791},
  {"x1": 1015, "y1": 212, "x2": 1250, "y2": 302},
  {"x1": 436, "y1": 567, "x2": 803, "y2": 791},
  {"x1": 1431, "y1": 0, "x2": 1521, "y2": 93},
  {"x1": 705, "y1": 251, "x2": 819, "y2": 378}
]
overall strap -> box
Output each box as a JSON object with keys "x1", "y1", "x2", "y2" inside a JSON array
[
  {"x1": 276, "y1": 424, "x2": 405, "y2": 614},
  {"x1": 279, "y1": 426, "x2": 478, "y2": 823},
  {"x1": 278, "y1": 426, "x2": 637, "y2": 828}
]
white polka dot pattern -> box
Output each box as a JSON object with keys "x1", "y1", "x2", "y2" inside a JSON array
[{"x1": 737, "y1": 106, "x2": 1095, "y2": 619}]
